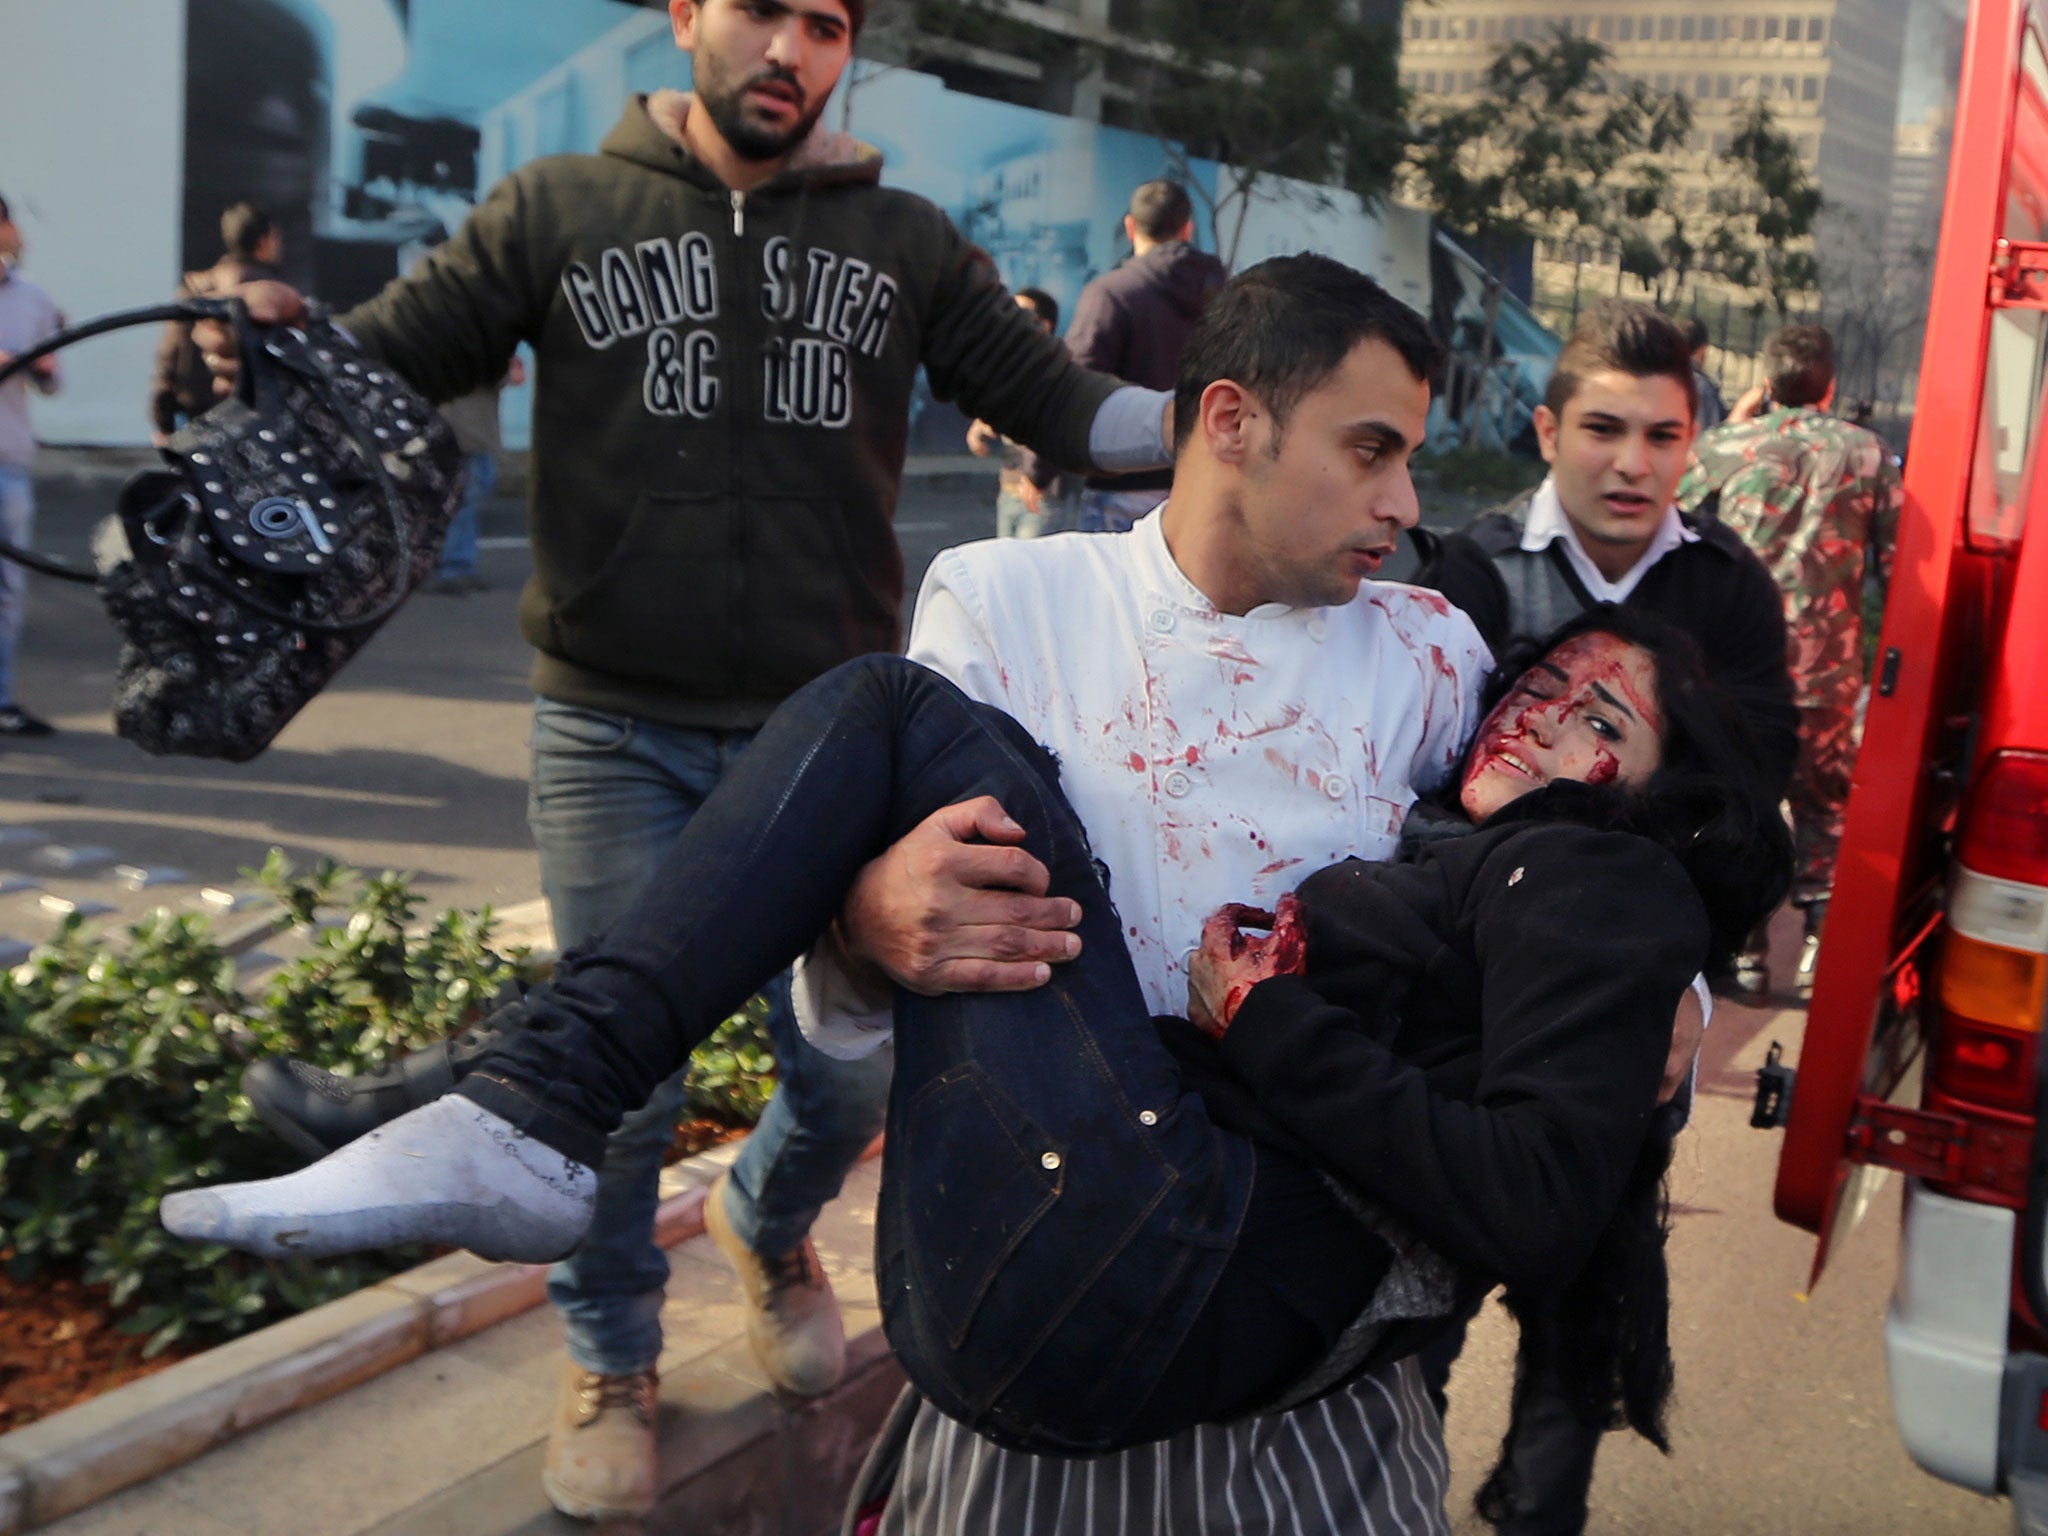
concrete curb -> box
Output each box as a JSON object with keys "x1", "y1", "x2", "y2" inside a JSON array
[{"x1": 0, "y1": 1158, "x2": 736, "y2": 1536}]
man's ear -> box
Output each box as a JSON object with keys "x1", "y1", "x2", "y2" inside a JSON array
[
  {"x1": 1533, "y1": 403, "x2": 1561, "y2": 466},
  {"x1": 1199, "y1": 379, "x2": 1259, "y2": 464},
  {"x1": 1123, "y1": 214, "x2": 1140, "y2": 248},
  {"x1": 1178, "y1": 219, "x2": 1196, "y2": 244},
  {"x1": 670, "y1": 0, "x2": 699, "y2": 49}
]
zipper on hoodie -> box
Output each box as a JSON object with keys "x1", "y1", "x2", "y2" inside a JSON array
[{"x1": 722, "y1": 184, "x2": 751, "y2": 690}]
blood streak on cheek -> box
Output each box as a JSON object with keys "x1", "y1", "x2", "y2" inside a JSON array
[{"x1": 1586, "y1": 749, "x2": 1620, "y2": 785}]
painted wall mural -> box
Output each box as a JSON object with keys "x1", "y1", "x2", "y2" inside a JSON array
[{"x1": 160, "y1": 0, "x2": 1554, "y2": 452}]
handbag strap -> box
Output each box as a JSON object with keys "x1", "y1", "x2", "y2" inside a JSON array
[
  {"x1": 0, "y1": 300, "x2": 428, "y2": 634},
  {"x1": 0, "y1": 301, "x2": 233, "y2": 584}
]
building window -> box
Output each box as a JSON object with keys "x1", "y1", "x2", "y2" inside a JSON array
[
  {"x1": 1743, "y1": 17, "x2": 1759, "y2": 41},
  {"x1": 1811, "y1": 18, "x2": 1828, "y2": 44},
  {"x1": 1802, "y1": 75, "x2": 1819, "y2": 100},
  {"x1": 1764, "y1": 17, "x2": 1781, "y2": 40},
  {"x1": 1697, "y1": 74, "x2": 1712, "y2": 96},
  {"x1": 1716, "y1": 74, "x2": 1732, "y2": 98},
  {"x1": 1660, "y1": 16, "x2": 1676, "y2": 41},
  {"x1": 1680, "y1": 16, "x2": 1696, "y2": 41},
  {"x1": 1655, "y1": 72, "x2": 1671, "y2": 90},
  {"x1": 1424, "y1": 71, "x2": 1438, "y2": 91},
  {"x1": 1483, "y1": 17, "x2": 1497, "y2": 41},
  {"x1": 1405, "y1": 15, "x2": 1421, "y2": 39},
  {"x1": 1426, "y1": 18, "x2": 1440, "y2": 39},
  {"x1": 1618, "y1": 17, "x2": 1633, "y2": 42}
]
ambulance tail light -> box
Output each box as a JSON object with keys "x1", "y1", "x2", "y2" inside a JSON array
[{"x1": 1933, "y1": 753, "x2": 2048, "y2": 1113}]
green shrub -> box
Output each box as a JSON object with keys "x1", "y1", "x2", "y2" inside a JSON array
[
  {"x1": 0, "y1": 854, "x2": 777, "y2": 1359},
  {"x1": 684, "y1": 994, "x2": 778, "y2": 1125}
]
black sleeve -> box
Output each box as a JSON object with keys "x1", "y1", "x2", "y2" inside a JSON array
[
  {"x1": 1412, "y1": 530, "x2": 1512, "y2": 652},
  {"x1": 1705, "y1": 545, "x2": 1799, "y2": 796},
  {"x1": 1216, "y1": 829, "x2": 1706, "y2": 1293},
  {"x1": 917, "y1": 213, "x2": 1123, "y2": 475},
  {"x1": 337, "y1": 171, "x2": 541, "y2": 403}
]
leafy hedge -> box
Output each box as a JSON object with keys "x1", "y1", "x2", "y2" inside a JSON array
[{"x1": 0, "y1": 854, "x2": 775, "y2": 1358}]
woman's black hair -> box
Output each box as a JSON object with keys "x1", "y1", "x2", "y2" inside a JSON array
[
  {"x1": 1458, "y1": 605, "x2": 1792, "y2": 1520},
  {"x1": 1467, "y1": 603, "x2": 1793, "y2": 971}
]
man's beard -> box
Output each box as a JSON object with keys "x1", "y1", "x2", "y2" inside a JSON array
[{"x1": 697, "y1": 60, "x2": 827, "y2": 161}]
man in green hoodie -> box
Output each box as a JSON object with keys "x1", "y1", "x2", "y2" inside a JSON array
[{"x1": 215, "y1": 0, "x2": 1173, "y2": 1519}]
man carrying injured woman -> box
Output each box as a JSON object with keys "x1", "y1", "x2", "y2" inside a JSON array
[{"x1": 161, "y1": 256, "x2": 1789, "y2": 1532}]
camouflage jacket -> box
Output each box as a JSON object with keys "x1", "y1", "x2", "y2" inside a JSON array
[{"x1": 1678, "y1": 407, "x2": 1902, "y2": 708}]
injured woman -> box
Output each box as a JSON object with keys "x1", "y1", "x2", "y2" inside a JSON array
[{"x1": 161, "y1": 604, "x2": 1789, "y2": 1459}]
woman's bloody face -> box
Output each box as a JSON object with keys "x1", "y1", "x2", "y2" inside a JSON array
[{"x1": 1458, "y1": 634, "x2": 1664, "y2": 822}]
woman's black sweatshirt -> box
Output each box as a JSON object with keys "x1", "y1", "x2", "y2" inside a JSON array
[{"x1": 1194, "y1": 806, "x2": 1708, "y2": 1299}]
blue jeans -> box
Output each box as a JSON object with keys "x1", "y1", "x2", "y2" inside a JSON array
[
  {"x1": 1075, "y1": 486, "x2": 1163, "y2": 534},
  {"x1": 0, "y1": 464, "x2": 32, "y2": 707},
  {"x1": 470, "y1": 659, "x2": 1327, "y2": 1453},
  {"x1": 526, "y1": 696, "x2": 893, "y2": 1377},
  {"x1": 436, "y1": 451, "x2": 493, "y2": 582},
  {"x1": 995, "y1": 486, "x2": 1062, "y2": 540}
]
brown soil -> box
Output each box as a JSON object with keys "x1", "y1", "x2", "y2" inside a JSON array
[
  {"x1": 0, "y1": 1119, "x2": 752, "y2": 1436},
  {"x1": 0, "y1": 1268, "x2": 197, "y2": 1434},
  {"x1": 668, "y1": 1117, "x2": 751, "y2": 1162}
]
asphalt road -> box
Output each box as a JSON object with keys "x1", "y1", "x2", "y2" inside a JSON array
[{"x1": 0, "y1": 455, "x2": 2009, "y2": 1532}]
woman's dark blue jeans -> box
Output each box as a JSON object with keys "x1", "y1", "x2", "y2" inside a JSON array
[{"x1": 458, "y1": 655, "x2": 1330, "y2": 1454}]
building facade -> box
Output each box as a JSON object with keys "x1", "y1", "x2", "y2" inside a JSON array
[{"x1": 1399, "y1": 2, "x2": 1908, "y2": 255}]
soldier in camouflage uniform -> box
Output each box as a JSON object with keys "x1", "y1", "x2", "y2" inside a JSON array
[{"x1": 1678, "y1": 323, "x2": 1901, "y2": 991}]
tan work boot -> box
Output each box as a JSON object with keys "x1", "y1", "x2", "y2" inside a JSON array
[
  {"x1": 703, "y1": 1170, "x2": 847, "y2": 1397},
  {"x1": 542, "y1": 1360, "x2": 658, "y2": 1521}
]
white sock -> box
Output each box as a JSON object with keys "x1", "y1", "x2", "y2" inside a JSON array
[{"x1": 160, "y1": 1096, "x2": 596, "y2": 1264}]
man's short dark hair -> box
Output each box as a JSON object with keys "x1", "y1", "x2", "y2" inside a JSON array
[
  {"x1": 1173, "y1": 254, "x2": 1441, "y2": 452},
  {"x1": 1015, "y1": 286, "x2": 1058, "y2": 332},
  {"x1": 1682, "y1": 316, "x2": 1710, "y2": 355},
  {"x1": 1129, "y1": 180, "x2": 1194, "y2": 243},
  {"x1": 221, "y1": 201, "x2": 277, "y2": 260},
  {"x1": 1763, "y1": 323, "x2": 1836, "y2": 408},
  {"x1": 1543, "y1": 299, "x2": 1699, "y2": 423}
]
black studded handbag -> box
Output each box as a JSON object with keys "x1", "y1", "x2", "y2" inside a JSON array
[{"x1": 0, "y1": 299, "x2": 464, "y2": 761}]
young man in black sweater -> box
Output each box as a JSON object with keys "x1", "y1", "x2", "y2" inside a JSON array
[{"x1": 1411, "y1": 299, "x2": 1795, "y2": 1536}]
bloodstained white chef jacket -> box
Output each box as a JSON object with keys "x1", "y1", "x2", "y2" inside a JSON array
[{"x1": 795, "y1": 508, "x2": 1491, "y2": 1056}]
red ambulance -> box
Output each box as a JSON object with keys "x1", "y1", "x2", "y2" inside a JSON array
[{"x1": 1774, "y1": 0, "x2": 2048, "y2": 1518}]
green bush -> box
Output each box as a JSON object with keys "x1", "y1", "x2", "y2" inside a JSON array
[{"x1": 0, "y1": 854, "x2": 777, "y2": 1359}]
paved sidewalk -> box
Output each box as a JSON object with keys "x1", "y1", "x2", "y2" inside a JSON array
[{"x1": 36, "y1": 1155, "x2": 897, "y2": 1536}]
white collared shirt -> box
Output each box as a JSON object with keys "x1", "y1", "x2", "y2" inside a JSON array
[
  {"x1": 794, "y1": 510, "x2": 1492, "y2": 1054},
  {"x1": 1520, "y1": 473, "x2": 1697, "y2": 602}
]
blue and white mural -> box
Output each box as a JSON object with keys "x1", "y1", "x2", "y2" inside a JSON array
[{"x1": 165, "y1": 0, "x2": 1554, "y2": 452}]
